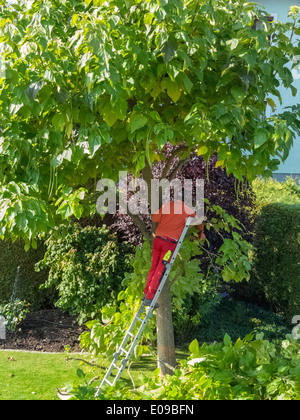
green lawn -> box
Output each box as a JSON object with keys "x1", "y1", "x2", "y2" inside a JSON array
[
  {"x1": 0, "y1": 351, "x2": 91, "y2": 400},
  {"x1": 0, "y1": 349, "x2": 189, "y2": 400}
]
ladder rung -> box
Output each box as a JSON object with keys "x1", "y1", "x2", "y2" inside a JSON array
[
  {"x1": 112, "y1": 362, "x2": 121, "y2": 371},
  {"x1": 119, "y1": 347, "x2": 129, "y2": 355},
  {"x1": 136, "y1": 317, "x2": 144, "y2": 323},
  {"x1": 127, "y1": 331, "x2": 135, "y2": 338},
  {"x1": 104, "y1": 378, "x2": 113, "y2": 386}
]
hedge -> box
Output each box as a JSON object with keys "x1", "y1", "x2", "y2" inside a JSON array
[
  {"x1": 0, "y1": 239, "x2": 53, "y2": 309},
  {"x1": 251, "y1": 203, "x2": 300, "y2": 319}
]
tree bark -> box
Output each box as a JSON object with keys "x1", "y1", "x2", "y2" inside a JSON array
[{"x1": 156, "y1": 278, "x2": 176, "y2": 376}]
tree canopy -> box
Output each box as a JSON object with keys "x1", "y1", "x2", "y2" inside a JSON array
[{"x1": 0, "y1": 0, "x2": 300, "y2": 249}]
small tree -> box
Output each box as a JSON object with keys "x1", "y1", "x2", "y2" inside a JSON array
[{"x1": 0, "y1": 0, "x2": 300, "y2": 375}]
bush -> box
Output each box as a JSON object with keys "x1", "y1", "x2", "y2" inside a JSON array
[
  {"x1": 136, "y1": 334, "x2": 300, "y2": 400},
  {"x1": 35, "y1": 224, "x2": 134, "y2": 324},
  {"x1": 251, "y1": 203, "x2": 300, "y2": 319},
  {"x1": 0, "y1": 299, "x2": 30, "y2": 332},
  {"x1": 71, "y1": 333, "x2": 300, "y2": 400}
]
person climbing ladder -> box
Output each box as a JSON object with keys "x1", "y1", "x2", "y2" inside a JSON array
[{"x1": 142, "y1": 198, "x2": 205, "y2": 307}]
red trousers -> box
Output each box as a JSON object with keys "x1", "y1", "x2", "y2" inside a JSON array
[{"x1": 144, "y1": 236, "x2": 177, "y2": 300}]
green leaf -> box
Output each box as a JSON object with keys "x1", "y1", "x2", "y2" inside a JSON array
[
  {"x1": 266, "y1": 97, "x2": 276, "y2": 112},
  {"x1": 254, "y1": 127, "x2": 269, "y2": 149},
  {"x1": 129, "y1": 113, "x2": 148, "y2": 133},
  {"x1": 189, "y1": 339, "x2": 199, "y2": 356},
  {"x1": 57, "y1": 202, "x2": 73, "y2": 219},
  {"x1": 52, "y1": 113, "x2": 67, "y2": 132},
  {"x1": 156, "y1": 130, "x2": 172, "y2": 149},
  {"x1": 222, "y1": 266, "x2": 233, "y2": 282},
  {"x1": 226, "y1": 39, "x2": 239, "y2": 50},
  {"x1": 72, "y1": 202, "x2": 83, "y2": 219},
  {"x1": 98, "y1": 124, "x2": 110, "y2": 144},
  {"x1": 76, "y1": 368, "x2": 85, "y2": 378},
  {"x1": 223, "y1": 333, "x2": 231, "y2": 347},
  {"x1": 197, "y1": 146, "x2": 208, "y2": 155},
  {"x1": 140, "y1": 72, "x2": 156, "y2": 94},
  {"x1": 230, "y1": 86, "x2": 247, "y2": 103},
  {"x1": 88, "y1": 131, "x2": 101, "y2": 156},
  {"x1": 162, "y1": 78, "x2": 181, "y2": 103},
  {"x1": 71, "y1": 14, "x2": 79, "y2": 27},
  {"x1": 179, "y1": 72, "x2": 193, "y2": 94},
  {"x1": 162, "y1": 39, "x2": 177, "y2": 64}
]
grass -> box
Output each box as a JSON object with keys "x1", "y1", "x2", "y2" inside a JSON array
[
  {"x1": 0, "y1": 351, "x2": 90, "y2": 400},
  {"x1": 0, "y1": 348, "x2": 189, "y2": 400}
]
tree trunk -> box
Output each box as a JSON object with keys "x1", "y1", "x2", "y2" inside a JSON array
[{"x1": 156, "y1": 278, "x2": 176, "y2": 376}]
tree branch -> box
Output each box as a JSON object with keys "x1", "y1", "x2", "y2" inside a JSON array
[
  {"x1": 167, "y1": 157, "x2": 189, "y2": 182},
  {"x1": 66, "y1": 358, "x2": 106, "y2": 370},
  {"x1": 127, "y1": 208, "x2": 153, "y2": 244},
  {"x1": 141, "y1": 159, "x2": 153, "y2": 205},
  {"x1": 161, "y1": 144, "x2": 189, "y2": 179}
]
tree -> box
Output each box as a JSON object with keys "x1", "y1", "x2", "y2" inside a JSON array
[{"x1": 0, "y1": 0, "x2": 300, "y2": 376}]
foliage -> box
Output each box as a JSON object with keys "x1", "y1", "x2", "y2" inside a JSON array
[
  {"x1": 0, "y1": 0, "x2": 300, "y2": 247},
  {"x1": 80, "y1": 203, "x2": 253, "y2": 355},
  {"x1": 0, "y1": 238, "x2": 52, "y2": 309},
  {"x1": 195, "y1": 297, "x2": 291, "y2": 343},
  {"x1": 0, "y1": 299, "x2": 30, "y2": 332},
  {"x1": 35, "y1": 224, "x2": 134, "y2": 323},
  {"x1": 251, "y1": 202, "x2": 300, "y2": 319},
  {"x1": 252, "y1": 176, "x2": 300, "y2": 209},
  {"x1": 71, "y1": 333, "x2": 300, "y2": 400},
  {"x1": 230, "y1": 176, "x2": 300, "y2": 317},
  {"x1": 136, "y1": 334, "x2": 300, "y2": 401}
]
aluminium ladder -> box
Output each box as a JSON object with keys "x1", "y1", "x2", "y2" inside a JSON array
[{"x1": 95, "y1": 216, "x2": 193, "y2": 398}]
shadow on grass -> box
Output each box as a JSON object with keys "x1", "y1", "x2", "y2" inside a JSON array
[{"x1": 110, "y1": 348, "x2": 190, "y2": 388}]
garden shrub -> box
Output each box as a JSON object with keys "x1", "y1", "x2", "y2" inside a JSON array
[
  {"x1": 0, "y1": 299, "x2": 30, "y2": 332},
  {"x1": 251, "y1": 203, "x2": 300, "y2": 319},
  {"x1": 138, "y1": 334, "x2": 300, "y2": 401},
  {"x1": 35, "y1": 224, "x2": 134, "y2": 324},
  {"x1": 71, "y1": 333, "x2": 300, "y2": 400},
  {"x1": 0, "y1": 238, "x2": 52, "y2": 309}
]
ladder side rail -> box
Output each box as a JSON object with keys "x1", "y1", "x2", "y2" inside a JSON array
[
  {"x1": 109, "y1": 309, "x2": 153, "y2": 388},
  {"x1": 97, "y1": 307, "x2": 150, "y2": 393},
  {"x1": 118, "y1": 308, "x2": 151, "y2": 367},
  {"x1": 116, "y1": 305, "x2": 145, "y2": 356}
]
